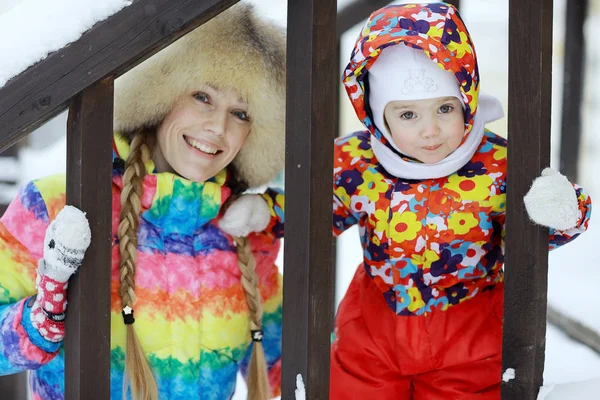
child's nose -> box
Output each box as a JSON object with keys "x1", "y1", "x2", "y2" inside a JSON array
[{"x1": 421, "y1": 123, "x2": 440, "y2": 139}]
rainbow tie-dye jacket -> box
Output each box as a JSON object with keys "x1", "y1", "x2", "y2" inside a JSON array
[
  {"x1": 333, "y1": 3, "x2": 592, "y2": 316},
  {"x1": 0, "y1": 134, "x2": 284, "y2": 399}
]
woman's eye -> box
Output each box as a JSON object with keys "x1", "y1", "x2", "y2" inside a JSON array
[
  {"x1": 400, "y1": 111, "x2": 415, "y2": 120},
  {"x1": 193, "y1": 92, "x2": 210, "y2": 103},
  {"x1": 439, "y1": 105, "x2": 453, "y2": 114},
  {"x1": 233, "y1": 110, "x2": 250, "y2": 122}
]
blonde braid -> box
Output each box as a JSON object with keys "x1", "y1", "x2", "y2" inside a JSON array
[
  {"x1": 234, "y1": 236, "x2": 270, "y2": 400},
  {"x1": 118, "y1": 132, "x2": 158, "y2": 400}
]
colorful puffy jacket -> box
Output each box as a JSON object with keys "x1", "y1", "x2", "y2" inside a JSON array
[
  {"x1": 0, "y1": 134, "x2": 285, "y2": 399},
  {"x1": 334, "y1": 4, "x2": 592, "y2": 315}
]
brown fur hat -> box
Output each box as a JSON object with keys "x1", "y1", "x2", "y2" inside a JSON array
[{"x1": 114, "y1": 3, "x2": 286, "y2": 188}]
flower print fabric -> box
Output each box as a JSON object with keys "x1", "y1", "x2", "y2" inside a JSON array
[{"x1": 334, "y1": 4, "x2": 592, "y2": 316}]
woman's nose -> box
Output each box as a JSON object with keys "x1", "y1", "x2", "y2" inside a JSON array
[{"x1": 204, "y1": 111, "x2": 227, "y2": 136}]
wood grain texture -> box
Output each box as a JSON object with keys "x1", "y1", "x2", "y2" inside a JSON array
[
  {"x1": 282, "y1": 0, "x2": 337, "y2": 398},
  {"x1": 559, "y1": 0, "x2": 587, "y2": 182},
  {"x1": 502, "y1": 0, "x2": 553, "y2": 398},
  {"x1": 64, "y1": 78, "x2": 114, "y2": 400}
]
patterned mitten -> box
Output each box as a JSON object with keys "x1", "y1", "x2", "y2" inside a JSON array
[
  {"x1": 523, "y1": 168, "x2": 579, "y2": 231},
  {"x1": 30, "y1": 206, "x2": 91, "y2": 342}
]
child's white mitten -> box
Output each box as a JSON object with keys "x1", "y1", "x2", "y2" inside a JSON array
[
  {"x1": 219, "y1": 194, "x2": 271, "y2": 237},
  {"x1": 523, "y1": 168, "x2": 579, "y2": 231},
  {"x1": 41, "y1": 205, "x2": 92, "y2": 282}
]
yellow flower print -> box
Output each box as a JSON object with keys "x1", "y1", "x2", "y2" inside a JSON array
[
  {"x1": 357, "y1": 169, "x2": 388, "y2": 202},
  {"x1": 489, "y1": 194, "x2": 506, "y2": 214},
  {"x1": 448, "y1": 212, "x2": 479, "y2": 235},
  {"x1": 334, "y1": 186, "x2": 351, "y2": 206},
  {"x1": 447, "y1": 31, "x2": 473, "y2": 58},
  {"x1": 372, "y1": 208, "x2": 390, "y2": 235},
  {"x1": 407, "y1": 287, "x2": 425, "y2": 313},
  {"x1": 389, "y1": 212, "x2": 422, "y2": 244},
  {"x1": 342, "y1": 137, "x2": 374, "y2": 159},
  {"x1": 493, "y1": 145, "x2": 507, "y2": 161},
  {"x1": 411, "y1": 249, "x2": 440, "y2": 270},
  {"x1": 446, "y1": 174, "x2": 493, "y2": 202}
]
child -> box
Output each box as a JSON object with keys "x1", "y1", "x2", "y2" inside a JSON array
[
  {"x1": 0, "y1": 4, "x2": 285, "y2": 400},
  {"x1": 328, "y1": 3, "x2": 592, "y2": 399}
]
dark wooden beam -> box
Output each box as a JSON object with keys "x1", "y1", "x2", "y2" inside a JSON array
[
  {"x1": 64, "y1": 78, "x2": 114, "y2": 400},
  {"x1": 0, "y1": 0, "x2": 239, "y2": 153},
  {"x1": 337, "y1": 0, "x2": 390, "y2": 37},
  {"x1": 282, "y1": 0, "x2": 337, "y2": 398},
  {"x1": 446, "y1": 0, "x2": 461, "y2": 10},
  {"x1": 502, "y1": 0, "x2": 553, "y2": 398},
  {"x1": 559, "y1": 0, "x2": 587, "y2": 182},
  {"x1": 0, "y1": 373, "x2": 27, "y2": 399}
]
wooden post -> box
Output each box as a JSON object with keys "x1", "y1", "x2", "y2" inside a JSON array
[
  {"x1": 64, "y1": 77, "x2": 114, "y2": 400},
  {"x1": 0, "y1": 373, "x2": 27, "y2": 400},
  {"x1": 559, "y1": 0, "x2": 587, "y2": 182},
  {"x1": 502, "y1": 1, "x2": 553, "y2": 399},
  {"x1": 282, "y1": 0, "x2": 337, "y2": 398},
  {"x1": 336, "y1": 0, "x2": 390, "y2": 35},
  {"x1": 445, "y1": 0, "x2": 461, "y2": 9}
]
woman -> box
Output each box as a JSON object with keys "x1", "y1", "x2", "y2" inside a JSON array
[{"x1": 0, "y1": 4, "x2": 285, "y2": 400}]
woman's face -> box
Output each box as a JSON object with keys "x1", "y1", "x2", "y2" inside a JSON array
[{"x1": 153, "y1": 85, "x2": 251, "y2": 182}]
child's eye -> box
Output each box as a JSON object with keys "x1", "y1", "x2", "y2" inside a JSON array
[
  {"x1": 400, "y1": 111, "x2": 415, "y2": 120},
  {"x1": 193, "y1": 92, "x2": 210, "y2": 103},
  {"x1": 439, "y1": 104, "x2": 454, "y2": 114},
  {"x1": 233, "y1": 110, "x2": 251, "y2": 122}
]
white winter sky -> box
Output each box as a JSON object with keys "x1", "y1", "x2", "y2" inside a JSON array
[{"x1": 1, "y1": 0, "x2": 600, "y2": 398}]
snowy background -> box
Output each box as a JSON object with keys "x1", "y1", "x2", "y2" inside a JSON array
[{"x1": 1, "y1": 0, "x2": 599, "y2": 399}]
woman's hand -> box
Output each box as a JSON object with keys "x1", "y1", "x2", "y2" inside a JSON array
[
  {"x1": 219, "y1": 194, "x2": 270, "y2": 237},
  {"x1": 523, "y1": 168, "x2": 579, "y2": 231}
]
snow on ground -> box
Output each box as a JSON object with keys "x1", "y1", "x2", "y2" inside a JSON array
[
  {"x1": 0, "y1": 0, "x2": 131, "y2": 87},
  {"x1": 3, "y1": 0, "x2": 600, "y2": 399}
]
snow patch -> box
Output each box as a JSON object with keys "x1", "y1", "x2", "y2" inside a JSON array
[
  {"x1": 0, "y1": 0, "x2": 132, "y2": 87},
  {"x1": 537, "y1": 378, "x2": 600, "y2": 400},
  {"x1": 502, "y1": 368, "x2": 516, "y2": 382},
  {"x1": 295, "y1": 374, "x2": 306, "y2": 400}
]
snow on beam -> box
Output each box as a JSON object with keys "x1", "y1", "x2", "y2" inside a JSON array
[
  {"x1": 502, "y1": 0, "x2": 553, "y2": 398},
  {"x1": 0, "y1": 0, "x2": 240, "y2": 152}
]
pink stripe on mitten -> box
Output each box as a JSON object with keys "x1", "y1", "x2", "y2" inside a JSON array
[{"x1": 30, "y1": 274, "x2": 69, "y2": 342}]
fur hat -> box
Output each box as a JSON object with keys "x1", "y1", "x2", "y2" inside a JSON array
[{"x1": 114, "y1": 3, "x2": 286, "y2": 188}]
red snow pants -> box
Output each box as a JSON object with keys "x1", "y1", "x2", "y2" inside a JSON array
[{"x1": 330, "y1": 266, "x2": 504, "y2": 400}]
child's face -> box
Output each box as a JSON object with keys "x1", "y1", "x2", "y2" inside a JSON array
[
  {"x1": 154, "y1": 85, "x2": 251, "y2": 182},
  {"x1": 384, "y1": 96, "x2": 465, "y2": 164}
]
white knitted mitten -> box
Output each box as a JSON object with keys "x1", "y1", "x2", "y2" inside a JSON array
[
  {"x1": 30, "y1": 206, "x2": 91, "y2": 342},
  {"x1": 41, "y1": 205, "x2": 92, "y2": 282},
  {"x1": 523, "y1": 168, "x2": 579, "y2": 231},
  {"x1": 218, "y1": 194, "x2": 271, "y2": 237}
]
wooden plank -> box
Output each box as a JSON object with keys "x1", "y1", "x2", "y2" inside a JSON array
[
  {"x1": 337, "y1": 0, "x2": 391, "y2": 37},
  {"x1": 502, "y1": 0, "x2": 553, "y2": 398},
  {"x1": 0, "y1": 0, "x2": 239, "y2": 153},
  {"x1": 547, "y1": 305, "x2": 600, "y2": 356},
  {"x1": 446, "y1": 0, "x2": 461, "y2": 9},
  {"x1": 282, "y1": 0, "x2": 337, "y2": 398},
  {"x1": 64, "y1": 77, "x2": 114, "y2": 400},
  {"x1": 559, "y1": 0, "x2": 587, "y2": 182},
  {"x1": 0, "y1": 373, "x2": 27, "y2": 400}
]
